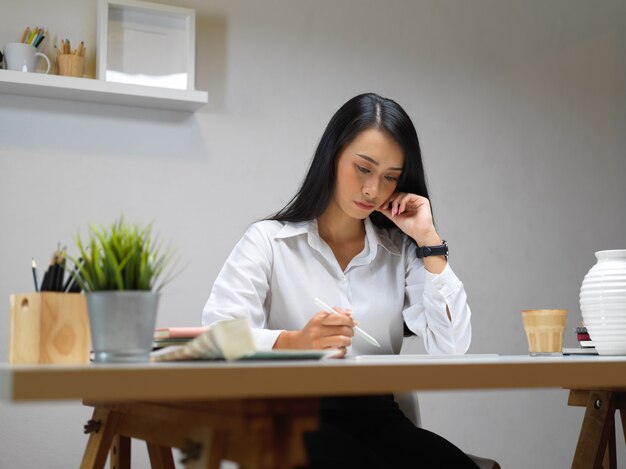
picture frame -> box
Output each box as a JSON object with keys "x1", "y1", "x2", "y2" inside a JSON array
[{"x1": 96, "y1": 0, "x2": 196, "y2": 91}]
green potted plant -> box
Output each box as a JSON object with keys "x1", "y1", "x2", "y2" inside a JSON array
[{"x1": 71, "y1": 217, "x2": 176, "y2": 363}]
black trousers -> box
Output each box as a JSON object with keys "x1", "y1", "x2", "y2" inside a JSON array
[{"x1": 301, "y1": 395, "x2": 480, "y2": 469}]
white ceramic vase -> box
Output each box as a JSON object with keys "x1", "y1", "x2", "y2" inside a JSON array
[{"x1": 579, "y1": 250, "x2": 626, "y2": 355}]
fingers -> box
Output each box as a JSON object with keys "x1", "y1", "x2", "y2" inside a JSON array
[
  {"x1": 319, "y1": 311, "x2": 356, "y2": 327},
  {"x1": 324, "y1": 324, "x2": 355, "y2": 337},
  {"x1": 396, "y1": 193, "x2": 411, "y2": 216},
  {"x1": 392, "y1": 193, "x2": 413, "y2": 217},
  {"x1": 316, "y1": 319, "x2": 355, "y2": 342},
  {"x1": 302, "y1": 310, "x2": 354, "y2": 350},
  {"x1": 380, "y1": 193, "x2": 428, "y2": 217},
  {"x1": 330, "y1": 346, "x2": 347, "y2": 358},
  {"x1": 377, "y1": 193, "x2": 402, "y2": 216},
  {"x1": 321, "y1": 333, "x2": 353, "y2": 347},
  {"x1": 301, "y1": 324, "x2": 353, "y2": 350},
  {"x1": 310, "y1": 310, "x2": 354, "y2": 329}
]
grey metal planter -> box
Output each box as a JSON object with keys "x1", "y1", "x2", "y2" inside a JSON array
[{"x1": 86, "y1": 291, "x2": 159, "y2": 363}]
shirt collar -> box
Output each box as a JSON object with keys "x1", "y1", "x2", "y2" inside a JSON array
[
  {"x1": 364, "y1": 217, "x2": 402, "y2": 257},
  {"x1": 274, "y1": 218, "x2": 401, "y2": 257},
  {"x1": 274, "y1": 220, "x2": 314, "y2": 239}
]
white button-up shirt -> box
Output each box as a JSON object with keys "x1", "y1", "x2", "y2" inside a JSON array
[{"x1": 202, "y1": 218, "x2": 471, "y2": 356}]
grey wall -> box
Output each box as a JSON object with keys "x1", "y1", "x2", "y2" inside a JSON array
[{"x1": 1, "y1": 1, "x2": 625, "y2": 467}]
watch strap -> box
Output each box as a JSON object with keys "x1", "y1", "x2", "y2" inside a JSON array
[{"x1": 416, "y1": 240, "x2": 448, "y2": 258}]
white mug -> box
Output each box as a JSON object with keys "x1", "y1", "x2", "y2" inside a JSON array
[{"x1": 3, "y1": 42, "x2": 51, "y2": 74}]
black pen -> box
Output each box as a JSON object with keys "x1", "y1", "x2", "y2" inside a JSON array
[{"x1": 31, "y1": 258, "x2": 39, "y2": 292}]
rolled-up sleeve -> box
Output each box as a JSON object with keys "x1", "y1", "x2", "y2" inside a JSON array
[
  {"x1": 402, "y1": 244, "x2": 472, "y2": 354},
  {"x1": 202, "y1": 223, "x2": 283, "y2": 350}
]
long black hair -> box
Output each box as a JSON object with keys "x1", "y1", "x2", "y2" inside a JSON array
[{"x1": 270, "y1": 93, "x2": 431, "y2": 230}]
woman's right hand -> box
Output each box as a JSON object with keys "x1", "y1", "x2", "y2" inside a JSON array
[{"x1": 274, "y1": 307, "x2": 356, "y2": 357}]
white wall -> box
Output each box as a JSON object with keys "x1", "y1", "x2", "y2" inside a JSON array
[{"x1": 1, "y1": 1, "x2": 625, "y2": 467}]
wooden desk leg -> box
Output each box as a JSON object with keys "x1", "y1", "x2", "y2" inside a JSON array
[
  {"x1": 181, "y1": 428, "x2": 226, "y2": 469},
  {"x1": 145, "y1": 433, "x2": 223, "y2": 469},
  {"x1": 146, "y1": 442, "x2": 175, "y2": 469},
  {"x1": 603, "y1": 412, "x2": 616, "y2": 469},
  {"x1": 110, "y1": 435, "x2": 131, "y2": 469},
  {"x1": 571, "y1": 391, "x2": 617, "y2": 469},
  {"x1": 81, "y1": 408, "x2": 121, "y2": 469},
  {"x1": 206, "y1": 432, "x2": 229, "y2": 469}
]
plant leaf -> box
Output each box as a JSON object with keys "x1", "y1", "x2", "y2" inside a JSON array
[{"x1": 69, "y1": 216, "x2": 180, "y2": 293}]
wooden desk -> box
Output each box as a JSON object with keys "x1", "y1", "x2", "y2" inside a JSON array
[{"x1": 1, "y1": 355, "x2": 625, "y2": 468}]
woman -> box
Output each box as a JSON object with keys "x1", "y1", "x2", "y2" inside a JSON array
[{"x1": 203, "y1": 93, "x2": 477, "y2": 468}]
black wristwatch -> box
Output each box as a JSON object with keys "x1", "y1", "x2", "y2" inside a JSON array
[{"x1": 416, "y1": 240, "x2": 448, "y2": 259}]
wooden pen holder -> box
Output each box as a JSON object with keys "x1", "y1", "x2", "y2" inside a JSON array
[
  {"x1": 9, "y1": 292, "x2": 90, "y2": 364},
  {"x1": 57, "y1": 53, "x2": 84, "y2": 77}
]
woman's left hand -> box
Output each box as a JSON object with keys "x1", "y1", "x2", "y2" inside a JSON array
[{"x1": 376, "y1": 192, "x2": 441, "y2": 246}]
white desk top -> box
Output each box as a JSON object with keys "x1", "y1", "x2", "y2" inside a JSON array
[{"x1": 1, "y1": 354, "x2": 625, "y2": 402}]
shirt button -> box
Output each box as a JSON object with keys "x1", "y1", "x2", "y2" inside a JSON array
[{"x1": 340, "y1": 276, "x2": 347, "y2": 285}]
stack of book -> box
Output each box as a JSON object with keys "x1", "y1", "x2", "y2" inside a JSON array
[
  {"x1": 151, "y1": 319, "x2": 339, "y2": 362},
  {"x1": 152, "y1": 319, "x2": 256, "y2": 361},
  {"x1": 563, "y1": 324, "x2": 597, "y2": 355},
  {"x1": 153, "y1": 326, "x2": 208, "y2": 349},
  {"x1": 576, "y1": 325, "x2": 594, "y2": 348}
]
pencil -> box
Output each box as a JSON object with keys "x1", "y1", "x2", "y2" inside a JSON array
[
  {"x1": 32, "y1": 31, "x2": 41, "y2": 47},
  {"x1": 31, "y1": 258, "x2": 39, "y2": 292},
  {"x1": 40, "y1": 266, "x2": 50, "y2": 291},
  {"x1": 56, "y1": 264, "x2": 63, "y2": 291},
  {"x1": 48, "y1": 262, "x2": 57, "y2": 292},
  {"x1": 54, "y1": 246, "x2": 66, "y2": 291},
  {"x1": 27, "y1": 27, "x2": 38, "y2": 45},
  {"x1": 20, "y1": 27, "x2": 30, "y2": 44},
  {"x1": 33, "y1": 34, "x2": 45, "y2": 49},
  {"x1": 49, "y1": 264, "x2": 56, "y2": 291}
]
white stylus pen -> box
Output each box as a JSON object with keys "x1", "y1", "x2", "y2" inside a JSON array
[{"x1": 313, "y1": 298, "x2": 381, "y2": 348}]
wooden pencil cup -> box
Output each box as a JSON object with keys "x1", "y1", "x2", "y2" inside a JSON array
[
  {"x1": 9, "y1": 292, "x2": 90, "y2": 364},
  {"x1": 57, "y1": 54, "x2": 84, "y2": 77}
]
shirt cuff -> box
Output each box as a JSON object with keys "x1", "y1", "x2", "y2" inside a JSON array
[
  {"x1": 251, "y1": 328, "x2": 284, "y2": 351},
  {"x1": 424, "y1": 263, "x2": 462, "y2": 301}
]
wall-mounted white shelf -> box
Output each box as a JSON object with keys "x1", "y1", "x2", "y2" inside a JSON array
[{"x1": 0, "y1": 69, "x2": 208, "y2": 112}]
